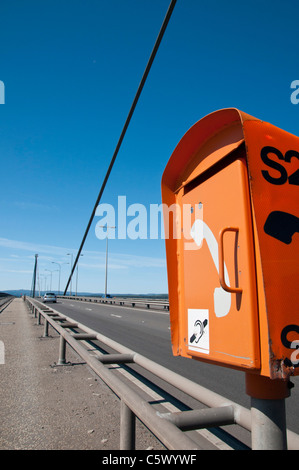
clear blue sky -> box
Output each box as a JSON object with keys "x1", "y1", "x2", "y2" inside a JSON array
[{"x1": 0, "y1": 0, "x2": 298, "y2": 294}]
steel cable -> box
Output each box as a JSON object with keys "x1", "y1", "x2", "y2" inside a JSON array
[{"x1": 64, "y1": 0, "x2": 177, "y2": 295}]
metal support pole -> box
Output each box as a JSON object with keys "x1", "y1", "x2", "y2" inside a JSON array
[
  {"x1": 246, "y1": 373, "x2": 290, "y2": 450},
  {"x1": 161, "y1": 405, "x2": 235, "y2": 431},
  {"x1": 120, "y1": 400, "x2": 136, "y2": 450},
  {"x1": 58, "y1": 336, "x2": 66, "y2": 365},
  {"x1": 43, "y1": 320, "x2": 49, "y2": 338},
  {"x1": 251, "y1": 398, "x2": 287, "y2": 450}
]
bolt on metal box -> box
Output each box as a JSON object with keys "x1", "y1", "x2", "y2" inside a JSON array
[{"x1": 162, "y1": 108, "x2": 299, "y2": 380}]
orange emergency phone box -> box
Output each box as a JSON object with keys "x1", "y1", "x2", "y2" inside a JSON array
[{"x1": 162, "y1": 108, "x2": 299, "y2": 380}]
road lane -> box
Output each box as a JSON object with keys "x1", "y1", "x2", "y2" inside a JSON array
[{"x1": 48, "y1": 298, "x2": 299, "y2": 436}]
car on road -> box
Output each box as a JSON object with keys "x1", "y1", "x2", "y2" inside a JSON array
[{"x1": 43, "y1": 292, "x2": 57, "y2": 303}]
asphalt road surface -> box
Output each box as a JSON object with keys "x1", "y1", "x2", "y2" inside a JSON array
[{"x1": 46, "y1": 297, "x2": 299, "y2": 437}]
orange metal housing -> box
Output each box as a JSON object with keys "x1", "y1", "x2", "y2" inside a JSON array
[{"x1": 162, "y1": 108, "x2": 299, "y2": 379}]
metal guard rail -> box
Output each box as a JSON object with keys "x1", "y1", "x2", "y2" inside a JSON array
[
  {"x1": 57, "y1": 295, "x2": 169, "y2": 311},
  {"x1": 25, "y1": 297, "x2": 299, "y2": 450},
  {"x1": 0, "y1": 295, "x2": 14, "y2": 313}
]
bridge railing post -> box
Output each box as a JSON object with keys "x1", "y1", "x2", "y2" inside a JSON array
[
  {"x1": 58, "y1": 335, "x2": 66, "y2": 365},
  {"x1": 120, "y1": 399, "x2": 136, "y2": 450}
]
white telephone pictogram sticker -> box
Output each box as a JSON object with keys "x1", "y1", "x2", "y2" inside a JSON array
[{"x1": 190, "y1": 219, "x2": 231, "y2": 318}]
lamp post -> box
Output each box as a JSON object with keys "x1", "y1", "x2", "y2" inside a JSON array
[
  {"x1": 52, "y1": 261, "x2": 69, "y2": 295},
  {"x1": 66, "y1": 253, "x2": 73, "y2": 295},
  {"x1": 51, "y1": 262, "x2": 61, "y2": 295},
  {"x1": 99, "y1": 225, "x2": 115, "y2": 298},
  {"x1": 45, "y1": 269, "x2": 53, "y2": 291},
  {"x1": 45, "y1": 269, "x2": 58, "y2": 292},
  {"x1": 43, "y1": 274, "x2": 50, "y2": 292},
  {"x1": 39, "y1": 274, "x2": 46, "y2": 296}
]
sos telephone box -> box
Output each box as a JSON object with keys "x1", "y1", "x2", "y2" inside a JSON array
[{"x1": 162, "y1": 108, "x2": 299, "y2": 382}]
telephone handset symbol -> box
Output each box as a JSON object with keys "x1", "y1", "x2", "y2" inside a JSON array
[{"x1": 190, "y1": 219, "x2": 241, "y2": 318}]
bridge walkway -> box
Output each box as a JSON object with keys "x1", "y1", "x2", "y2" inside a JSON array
[{"x1": 0, "y1": 298, "x2": 163, "y2": 450}]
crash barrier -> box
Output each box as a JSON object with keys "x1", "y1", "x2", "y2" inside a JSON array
[
  {"x1": 0, "y1": 295, "x2": 14, "y2": 312},
  {"x1": 57, "y1": 295, "x2": 169, "y2": 311},
  {"x1": 25, "y1": 296, "x2": 299, "y2": 450}
]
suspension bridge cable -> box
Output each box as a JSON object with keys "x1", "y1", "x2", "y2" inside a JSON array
[{"x1": 64, "y1": 0, "x2": 177, "y2": 295}]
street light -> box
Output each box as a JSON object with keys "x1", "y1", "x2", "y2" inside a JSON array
[
  {"x1": 45, "y1": 269, "x2": 53, "y2": 291},
  {"x1": 66, "y1": 253, "x2": 73, "y2": 295},
  {"x1": 42, "y1": 273, "x2": 50, "y2": 292},
  {"x1": 45, "y1": 269, "x2": 58, "y2": 292},
  {"x1": 51, "y1": 261, "x2": 69, "y2": 295},
  {"x1": 39, "y1": 274, "x2": 46, "y2": 296},
  {"x1": 99, "y1": 225, "x2": 116, "y2": 298}
]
